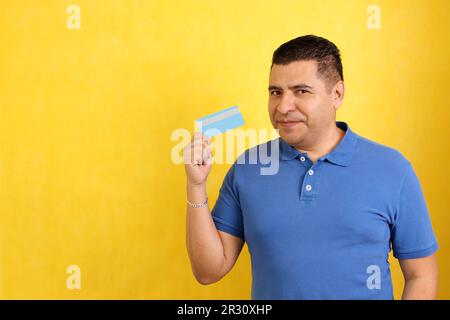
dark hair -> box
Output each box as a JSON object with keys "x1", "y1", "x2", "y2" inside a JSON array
[{"x1": 271, "y1": 35, "x2": 343, "y2": 91}]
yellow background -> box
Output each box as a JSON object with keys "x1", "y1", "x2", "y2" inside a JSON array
[{"x1": 0, "y1": 0, "x2": 449, "y2": 299}]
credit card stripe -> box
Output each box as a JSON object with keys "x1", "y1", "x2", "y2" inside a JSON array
[
  {"x1": 197, "y1": 107, "x2": 240, "y2": 126},
  {"x1": 200, "y1": 113, "x2": 245, "y2": 136}
]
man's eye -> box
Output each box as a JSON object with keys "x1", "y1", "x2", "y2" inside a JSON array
[
  {"x1": 298, "y1": 90, "x2": 308, "y2": 94},
  {"x1": 270, "y1": 91, "x2": 280, "y2": 96}
]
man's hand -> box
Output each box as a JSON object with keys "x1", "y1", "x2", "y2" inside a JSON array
[
  {"x1": 183, "y1": 132, "x2": 213, "y2": 187},
  {"x1": 399, "y1": 254, "x2": 438, "y2": 299}
]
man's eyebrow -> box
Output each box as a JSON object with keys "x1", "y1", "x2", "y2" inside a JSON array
[{"x1": 268, "y1": 84, "x2": 314, "y2": 91}]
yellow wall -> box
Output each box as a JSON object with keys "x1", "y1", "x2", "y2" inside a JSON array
[{"x1": 0, "y1": 0, "x2": 449, "y2": 299}]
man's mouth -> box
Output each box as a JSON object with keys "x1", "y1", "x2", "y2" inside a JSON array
[{"x1": 276, "y1": 120, "x2": 303, "y2": 127}]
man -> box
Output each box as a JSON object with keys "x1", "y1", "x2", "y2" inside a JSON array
[{"x1": 183, "y1": 35, "x2": 438, "y2": 299}]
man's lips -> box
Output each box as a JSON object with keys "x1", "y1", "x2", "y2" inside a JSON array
[{"x1": 276, "y1": 120, "x2": 304, "y2": 127}]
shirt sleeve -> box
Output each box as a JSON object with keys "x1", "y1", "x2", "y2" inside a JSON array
[
  {"x1": 211, "y1": 162, "x2": 245, "y2": 240},
  {"x1": 391, "y1": 162, "x2": 438, "y2": 259}
]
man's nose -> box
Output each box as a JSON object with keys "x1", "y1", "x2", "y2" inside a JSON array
[{"x1": 277, "y1": 93, "x2": 296, "y2": 114}]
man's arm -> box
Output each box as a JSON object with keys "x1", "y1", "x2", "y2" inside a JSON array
[
  {"x1": 399, "y1": 254, "x2": 438, "y2": 300},
  {"x1": 184, "y1": 133, "x2": 244, "y2": 285},
  {"x1": 186, "y1": 183, "x2": 244, "y2": 285}
]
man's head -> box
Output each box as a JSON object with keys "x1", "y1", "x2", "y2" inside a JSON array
[{"x1": 268, "y1": 35, "x2": 345, "y2": 149}]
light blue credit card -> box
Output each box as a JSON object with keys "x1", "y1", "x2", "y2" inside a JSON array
[{"x1": 196, "y1": 106, "x2": 245, "y2": 137}]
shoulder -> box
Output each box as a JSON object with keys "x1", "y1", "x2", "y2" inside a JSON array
[
  {"x1": 234, "y1": 138, "x2": 280, "y2": 167},
  {"x1": 351, "y1": 133, "x2": 420, "y2": 195},
  {"x1": 226, "y1": 138, "x2": 280, "y2": 178},
  {"x1": 354, "y1": 134, "x2": 411, "y2": 171}
]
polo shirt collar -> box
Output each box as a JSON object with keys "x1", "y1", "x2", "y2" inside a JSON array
[{"x1": 279, "y1": 121, "x2": 358, "y2": 167}]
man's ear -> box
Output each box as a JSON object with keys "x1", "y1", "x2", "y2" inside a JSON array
[{"x1": 333, "y1": 80, "x2": 345, "y2": 110}]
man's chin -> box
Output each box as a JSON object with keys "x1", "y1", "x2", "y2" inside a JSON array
[
  {"x1": 278, "y1": 132, "x2": 304, "y2": 146},
  {"x1": 277, "y1": 125, "x2": 306, "y2": 140}
]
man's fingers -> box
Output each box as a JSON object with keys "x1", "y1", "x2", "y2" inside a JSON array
[
  {"x1": 189, "y1": 144, "x2": 211, "y2": 165},
  {"x1": 183, "y1": 133, "x2": 213, "y2": 165},
  {"x1": 192, "y1": 133, "x2": 212, "y2": 145}
]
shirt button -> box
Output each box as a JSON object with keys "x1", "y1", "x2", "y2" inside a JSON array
[
  {"x1": 308, "y1": 169, "x2": 314, "y2": 175},
  {"x1": 306, "y1": 185, "x2": 312, "y2": 191},
  {"x1": 300, "y1": 156, "x2": 306, "y2": 162}
]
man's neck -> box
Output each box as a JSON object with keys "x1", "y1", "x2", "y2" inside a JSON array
[{"x1": 294, "y1": 124, "x2": 346, "y2": 164}]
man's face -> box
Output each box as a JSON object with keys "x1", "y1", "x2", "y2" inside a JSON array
[{"x1": 268, "y1": 60, "x2": 342, "y2": 148}]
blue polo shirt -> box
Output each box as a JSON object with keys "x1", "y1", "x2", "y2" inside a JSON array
[{"x1": 211, "y1": 121, "x2": 438, "y2": 300}]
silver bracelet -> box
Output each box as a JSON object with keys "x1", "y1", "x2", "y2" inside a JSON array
[{"x1": 187, "y1": 197, "x2": 208, "y2": 208}]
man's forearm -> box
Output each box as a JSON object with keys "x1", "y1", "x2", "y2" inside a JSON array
[
  {"x1": 402, "y1": 276, "x2": 438, "y2": 300},
  {"x1": 186, "y1": 183, "x2": 225, "y2": 284}
]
